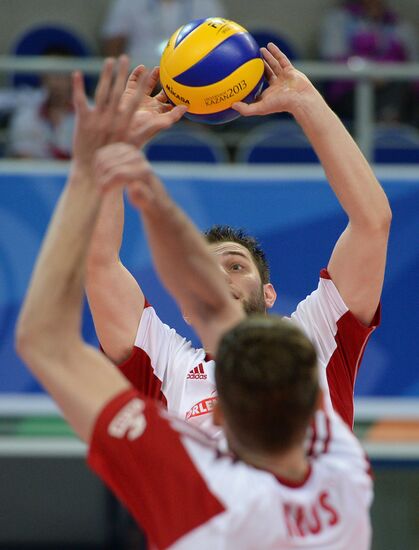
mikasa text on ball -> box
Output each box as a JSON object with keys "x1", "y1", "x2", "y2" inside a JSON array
[{"x1": 160, "y1": 17, "x2": 265, "y2": 124}]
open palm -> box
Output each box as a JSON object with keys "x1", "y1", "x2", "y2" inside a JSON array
[
  {"x1": 122, "y1": 65, "x2": 186, "y2": 148},
  {"x1": 233, "y1": 43, "x2": 313, "y2": 117},
  {"x1": 72, "y1": 56, "x2": 145, "y2": 168}
]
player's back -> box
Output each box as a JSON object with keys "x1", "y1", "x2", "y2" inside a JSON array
[
  {"x1": 89, "y1": 389, "x2": 372, "y2": 550},
  {"x1": 172, "y1": 433, "x2": 371, "y2": 549}
]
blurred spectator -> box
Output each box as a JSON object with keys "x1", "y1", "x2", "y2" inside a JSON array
[
  {"x1": 319, "y1": 0, "x2": 418, "y2": 123},
  {"x1": 7, "y1": 46, "x2": 75, "y2": 160},
  {"x1": 102, "y1": 0, "x2": 226, "y2": 67}
]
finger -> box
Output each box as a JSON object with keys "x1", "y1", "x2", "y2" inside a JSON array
[
  {"x1": 161, "y1": 104, "x2": 187, "y2": 121},
  {"x1": 94, "y1": 58, "x2": 116, "y2": 108},
  {"x1": 126, "y1": 65, "x2": 158, "y2": 97},
  {"x1": 231, "y1": 101, "x2": 264, "y2": 117},
  {"x1": 110, "y1": 68, "x2": 149, "y2": 142},
  {"x1": 126, "y1": 64, "x2": 146, "y2": 91},
  {"x1": 261, "y1": 47, "x2": 282, "y2": 77},
  {"x1": 126, "y1": 179, "x2": 153, "y2": 210},
  {"x1": 72, "y1": 71, "x2": 89, "y2": 117},
  {"x1": 154, "y1": 88, "x2": 169, "y2": 104},
  {"x1": 130, "y1": 104, "x2": 187, "y2": 147},
  {"x1": 120, "y1": 65, "x2": 146, "y2": 112},
  {"x1": 263, "y1": 59, "x2": 276, "y2": 84},
  {"x1": 267, "y1": 42, "x2": 292, "y2": 69},
  {"x1": 145, "y1": 104, "x2": 187, "y2": 134},
  {"x1": 144, "y1": 66, "x2": 160, "y2": 96},
  {"x1": 117, "y1": 68, "x2": 150, "y2": 136},
  {"x1": 109, "y1": 55, "x2": 130, "y2": 111},
  {"x1": 126, "y1": 164, "x2": 157, "y2": 210},
  {"x1": 158, "y1": 103, "x2": 174, "y2": 113},
  {"x1": 100, "y1": 156, "x2": 150, "y2": 192}
]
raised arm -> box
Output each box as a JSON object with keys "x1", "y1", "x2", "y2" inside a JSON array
[
  {"x1": 86, "y1": 66, "x2": 186, "y2": 364},
  {"x1": 233, "y1": 43, "x2": 391, "y2": 326},
  {"x1": 86, "y1": 187, "x2": 145, "y2": 364},
  {"x1": 15, "y1": 58, "x2": 144, "y2": 442},
  {"x1": 16, "y1": 57, "x2": 241, "y2": 445},
  {"x1": 93, "y1": 143, "x2": 245, "y2": 354}
]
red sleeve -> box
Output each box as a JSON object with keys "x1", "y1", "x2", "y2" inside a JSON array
[
  {"x1": 118, "y1": 347, "x2": 167, "y2": 407},
  {"x1": 100, "y1": 299, "x2": 167, "y2": 406},
  {"x1": 320, "y1": 269, "x2": 381, "y2": 428},
  {"x1": 88, "y1": 389, "x2": 225, "y2": 550}
]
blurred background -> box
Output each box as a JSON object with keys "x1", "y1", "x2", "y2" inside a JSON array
[{"x1": 0, "y1": 1, "x2": 418, "y2": 549}]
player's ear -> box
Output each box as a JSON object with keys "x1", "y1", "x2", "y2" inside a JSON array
[
  {"x1": 212, "y1": 401, "x2": 224, "y2": 427},
  {"x1": 263, "y1": 283, "x2": 277, "y2": 309}
]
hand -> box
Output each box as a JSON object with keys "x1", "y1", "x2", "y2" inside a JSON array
[
  {"x1": 93, "y1": 142, "x2": 164, "y2": 211},
  {"x1": 232, "y1": 43, "x2": 314, "y2": 117},
  {"x1": 71, "y1": 55, "x2": 147, "y2": 171},
  {"x1": 121, "y1": 64, "x2": 168, "y2": 114},
  {"x1": 123, "y1": 65, "x2": 187, "y2": 148}
]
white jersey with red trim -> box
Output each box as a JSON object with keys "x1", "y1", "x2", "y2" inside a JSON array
[
  {"x1": 88, "y1": 382, "x2": 373, "y2": 550},
  {"x1": 116, "y1": 269, "x2": 380, "y2": 440}
]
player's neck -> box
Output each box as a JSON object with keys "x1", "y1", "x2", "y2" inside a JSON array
[{"x1": 243, "y1": 445, "x2": 309, "y2": 483}]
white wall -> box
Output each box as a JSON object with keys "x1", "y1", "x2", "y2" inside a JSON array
[{"x1": 0, "y1": 0, "x2": 418, "y2": 57}]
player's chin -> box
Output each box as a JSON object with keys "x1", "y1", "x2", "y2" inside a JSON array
[{"x1": 242, "y1": 300, "x2": 267, "y2": 316}]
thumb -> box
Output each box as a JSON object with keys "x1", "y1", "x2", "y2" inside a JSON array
[{"x1": 126, "y1": 179, "x2": 154, "y2": 210}]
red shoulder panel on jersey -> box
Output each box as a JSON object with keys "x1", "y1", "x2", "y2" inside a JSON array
[
  {"x1": 118, "y1": 346, "x2": 167, "y2": 407},
  {"x1": 319, "y1": 268, "x2": 332, "y2": 280},
  {"x1": 326, "y1": 306, "x2": 381, "y2": 428},
  {"x1": 88, "y1": 388, "x2": 225, "y2": 549}
]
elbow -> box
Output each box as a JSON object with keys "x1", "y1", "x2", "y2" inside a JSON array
[
  {"x1": 86, "y1": 247, "x2": 118, "y2": 278},
  {"x1": 380, "y1": 199, "x2": 392, "y2": 232},
  {"x1": 16, "y1": 316, "x2": 79, "y2": 368},
  {"x1": 15, "y1": 317, "x2": 41, "y2": 364},
  {"x1": 359, "y1": 199, "x2": 392, "y2": 234},
  {"x1": 86, "y1": 249, "x2": 106, "y2": 273},
  {"x1": 15, "y1": 312, "x2": 56, "y2": 364}
]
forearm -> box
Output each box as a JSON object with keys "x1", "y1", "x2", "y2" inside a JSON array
[
  {"x1": 293, "y1": 89, "x2": 391, "y2": 228},
  {"x1": 93, "y1": 143, "x2": 244, "y2": 351},
  {"x1": 87, "y1": 187, "x2": 125, "y2": 268},
  {"x1": 140, "y1": 178, "x2": 241, "y2": 326}
]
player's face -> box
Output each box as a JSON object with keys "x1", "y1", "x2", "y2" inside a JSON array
[{"x1": 208, "y1": 241, "x2": 271, "y2": 314}]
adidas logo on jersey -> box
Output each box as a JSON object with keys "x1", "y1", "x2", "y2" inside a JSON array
[{"x1": 187, "y1": 363, "x2": 207, "y2": 380}]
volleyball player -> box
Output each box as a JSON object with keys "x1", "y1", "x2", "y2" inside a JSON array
[
  {"x1": 16, "y1": 55, "x2": 373, "y2": 548},
  {"x1": 86, "y1": 43, "x2": 391, "y2": 436}
]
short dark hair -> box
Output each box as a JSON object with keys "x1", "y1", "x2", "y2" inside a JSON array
[
  {"x1": 215, "y1": 315, "x2": 319, "y2": 454},
  {"x1": 204, "y1": 225, "x2": 270, "y2": 284}
]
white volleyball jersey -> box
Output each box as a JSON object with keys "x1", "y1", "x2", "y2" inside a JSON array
[
  {"x1": 88, "y1": 380, "x2": 373, "y2": 550},
  {"x1": 116, "y1": 269, "x2": 380, "y2": 440}
]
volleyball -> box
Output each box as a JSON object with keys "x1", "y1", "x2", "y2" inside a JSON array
[{"x1": 159, "y1": 17, "x2": 265, "y2": 124}]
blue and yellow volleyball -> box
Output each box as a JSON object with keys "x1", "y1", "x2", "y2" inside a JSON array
[{"x1": 160, "y1": 17, "x2": 265, "y2": 124}]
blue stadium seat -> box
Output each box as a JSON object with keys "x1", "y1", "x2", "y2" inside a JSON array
[
  {"x1": 10, "y1": 24, "x2": 90, "y2": 87},
  {"x1": 145, "y1": 125, "x2": 229, "y2": 163},
  {"x1": 249, "y1": 29, "x2": 299, "y2": 60},
  {"x1": 373, "y1": 124, "x2": 419, "y2": 164},
  {"x1": 235, "y1": 120, "x2": 318, "y2": 164}
]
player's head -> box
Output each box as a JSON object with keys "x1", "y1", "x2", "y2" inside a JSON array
[
  {"x1": 214, "y1": 315, "x2": 319, "y2": 456},
  {"x1": 204, "y1": 225, "x2": 276, "y2": 314}
]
